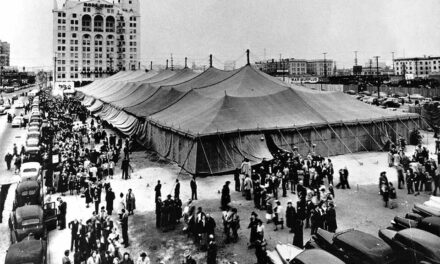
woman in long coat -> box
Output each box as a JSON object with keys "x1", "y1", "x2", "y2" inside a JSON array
[{"x1": 125, "y1": 189, "x2": 136, "y2": 215}]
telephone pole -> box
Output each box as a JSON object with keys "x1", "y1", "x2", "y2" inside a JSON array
[
  {"x1": 323, "y1": 52, "x2": 327, "y2": 78},
  {"x1": 354, "y1": 51, "x2": 358, "y2": 66},
  {"x1": 374, "y1": 56, "x2": 380, "y2": 98},
  {"x1": 391, "y1": 51, "x2": 395, "y2": 71}
]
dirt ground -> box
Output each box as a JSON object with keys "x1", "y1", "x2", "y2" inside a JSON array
[{"x1": 47, "y1": 131, "x2": 436, "y2": 264}]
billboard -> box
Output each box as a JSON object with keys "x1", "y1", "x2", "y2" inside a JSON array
[{"x1": 53, "y1": 81, "x2": 74, "y2": 97}]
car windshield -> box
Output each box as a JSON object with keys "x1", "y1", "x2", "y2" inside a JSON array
[
  {"x1": 22, "y1": 218, "x2": 40, "y2": 226},
  {"x1": 23, "y1": 168, "x2": 37, "y2": 173},
  {"x1": 22, "y1": 190, "x2": 36, "y2": 196}
]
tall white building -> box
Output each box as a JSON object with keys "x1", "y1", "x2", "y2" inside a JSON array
[
  {"x1": 394, "y1": 56, "x2": 440, "y2": 78},
  {"x1": 53, "y1": 0, "x2": 140, "y2": 85}
]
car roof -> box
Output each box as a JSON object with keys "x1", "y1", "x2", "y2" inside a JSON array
[
  {"x1": 395, "y1": 228, "x2": 440, "y2": 260},
  {"x1": 293, "y1": 249, "x2": 344, "y2": 264},
  {"x1": 5, "y1": 239, "x2": 44, "y2": 264},
  {"x1": 16, "y1": 180, "x2": 40, "y2": 192},
  {"x1": 335, "y1": 230, "x2": 395, "y2": 263},
  {"x1": 15, "y1": 205, "x2": 43, "y2": 221},
  {"x1": 21, "y1": 162, "x2": 41, "y2": 169}
]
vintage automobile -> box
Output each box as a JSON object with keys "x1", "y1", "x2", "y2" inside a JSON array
[
  {"x1": 305, "y1": 228, "x2": 396, "y2": 264},
  {"x1": 20, "y1": 162, "x2": 41, "y2": 182},
  {"x1": 26, "y1": 137, "x2": 40, "y2": 149},
  {"x1": 267, "y1": 244, "x2": 344, "y2": 264},
  {"x1": 292, "y1": 249, "x2": 346, "y2": 264},
  {"x1": 3, "y1": 101, "x2": 11, "y2": 109},
  {"x1": 24, "y1": 147, "x2": 42, "y2": 163},
  {"x1": 390, "y1": 215, "x2": 440, "y2": 237},
  {"x1": 379, "y1": 228, "x2": 440, "y2": 264},
  {"x1": 27, "y1": 131, "x2": 41, "y2": 140},
  {"x1": 11, "y1": 116, "x2": 24, "y2": 128},
  {"x1": 0, "y1": 105, "x2": 6, "y2": 115},
  {"x1": 413, "y1": 203, "x2": 440, "y2": 217},
  {"x1": 9, "y1": 205, "x2": 45, "y2": 243},
  {"x1": 5, "y1": 238, "x2": 46, "y2": 264},
  {"x1": 13, "y1": 180, "x2": 42, "y2": 210},
  {"x1": 28, "y1": 125, "x2": 40, "y2": 133},
  {"x1": 14, "y1": 101, "x2": 25, "y2": 109}
]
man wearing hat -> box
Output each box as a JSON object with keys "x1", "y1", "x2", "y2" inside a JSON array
[
  {"x1": 136, "y1": 252, "x2": 150, "y2": 264},
  {"x1": 221, "y1": 181, "x2": 231, "y2": 210}
]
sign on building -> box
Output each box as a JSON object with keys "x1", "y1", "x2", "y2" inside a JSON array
[{"x1": 53, "y1": 81, "x2": 75, "y2": 97}]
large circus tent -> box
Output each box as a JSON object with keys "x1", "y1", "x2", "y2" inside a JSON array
[{"x1": 77, "y1": 62, "x2": 421, "y2": 175}]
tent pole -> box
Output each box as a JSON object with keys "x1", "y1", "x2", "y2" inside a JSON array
[
  {"x1": 177, "y1": 140, "x2": 196, "y2": 178},
  {"x1": 294, "y1": 127, "x2": 312, "y2": 153},
  {"x1": 371, "y1": 120, "x2": 393, "y2": 143},
  {"x1": 311, "y1": 125, "x2": 335, "y2": 156},
  {"x1": 277, "y1": 129, "x2": 295, "y2": 153},
  {"x1": 198, "y1": 137, "x2": 214, "y2": 176},
  {"x1": 327, "y1": 124, "x2": 363, "y2": 164},
  {"x1": 217, "y1": 133, "x2": 237, "y2": 169},
  {"x1": 343, "y1": 123, "x2": 369, "y2": 152},
  {"x1": 360, "y1": 122, "x2": 383, "y2": 150}
]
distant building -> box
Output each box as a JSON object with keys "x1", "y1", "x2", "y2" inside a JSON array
[
  {"x1": 306, "y1": 60, "x2": 334, "y2": 76},
  {"x1": 394, "y1": 56, "x2": 440, "y2": 78},
  {"x1": 224, "y1": 60, "x2": 236, "y2": 71},
  {"x1": 0, "y1": 40, "x2": 10, "y2": 66},
  {"x1": 52, "y1": 0, "x2": 141, "y2": 85},
  {"x1": 287, "y1": 59, "x2": 307, "y2": 76}
]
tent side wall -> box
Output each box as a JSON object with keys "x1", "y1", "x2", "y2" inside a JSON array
[
  {"x1": 147, "y1": 122, "x2": 198, "y2": 174},
  {"x1": 271, "y1": 118, "x2": 419, "y2": 157},
  {"x1": 145, "y1": 118, "x2": 419, "y2": 175}
]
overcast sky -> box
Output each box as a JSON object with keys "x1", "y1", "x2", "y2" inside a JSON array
[{"x1": 0, "y1": 0, "x2": 439, "y2": 69}]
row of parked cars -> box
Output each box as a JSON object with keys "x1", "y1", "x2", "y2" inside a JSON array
[
  {"x1": 5, "y1": 94, "x2": 57, "y2": 264},
  {"x1": 268, "y1": 197, "x2": 440, "y2": 264}
]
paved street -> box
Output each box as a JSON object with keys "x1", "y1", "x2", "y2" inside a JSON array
[{"x1": 0, "y1": 86, "x2": 37, "y2": 261}]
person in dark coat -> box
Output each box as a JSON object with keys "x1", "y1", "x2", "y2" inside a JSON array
[
  {"x1": 155, "y1": 180, "x2": 162, "y2": 200},
  {"x1": 205, "y1": 213, "x2": 216, "y2": 236},
  {"x1": 285, "y1": 201, "x2": 296, "y2": 233},
  {"x1": 206, "y1": 235, "x2": 217, "y2": 264},
  {"x1": 174, "y1": 179, "x2": 180, "y2": 200},
  {"x1": 58, "y1": 197, "x2": 67, "y2": 230},
  {"x1": 105, "y1": 187, "x2": 115, "y2": 215},
  {"x1": 221, "y1": 181, "x2": 231, "y2": 210},
  {"x1": 292, "y1": 218, "x2": 304, "y2": 248},
  {"x1": 4, "y1": 152, "x2": 12, "y2": 170},
  {"x1": 68, "y1": 219, "x2": 80, "y2": 251},
  {"x1": 248, "y1": 212, "x2": 259, "y2": 248},
  {"x1": 121, "y1": 158, "x2": 132, "y2": 180},
  {"x1": 156, "y1": 196, "x2": 162, "y2": 228},
  {"x1": 126, "y1": 188, "x2": 136, "y2": 215},
  {"x1": 253, "y1": 182, "x2": 261, "y2": 209},
  {"x1": 234, "y1": 168, "x2": 240, "y2": 192},
  {"x1": 121, "y1": 209, "x2": 129, "y2": 247},
  {"x1": 325, "y1": 201, "x2": 337, "y2": 232},
  {"x1": 255, "y1": 238, "x2": 268, "y2": 264},
  {"x1": 190, "y1": 176, "x2": 197, "y2": 200}
]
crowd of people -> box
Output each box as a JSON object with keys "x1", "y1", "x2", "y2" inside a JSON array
[{"x1": 34, "y1": 96, "x2": 148, "y2": 264}]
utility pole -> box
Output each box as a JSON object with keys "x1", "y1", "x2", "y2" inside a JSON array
[
  {"x1": 354, "y1": 51, "x2": 358, "y2": 66},
  {"x1": 323, "y1": 52, "x2": 327, "y2": 78},
  {"x1": 374, "y1": 56, "x2": 380, "y2": 98},
  {"x1": 170, "y1": 53, "x2": 174, "y2": 71},
  {"x1": 391, "y1": 51, "x2": 395, "y2": 71}
]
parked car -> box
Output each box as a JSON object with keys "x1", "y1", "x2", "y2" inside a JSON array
[
  {"x1": 292, "y1": 249, "x2": 345, "y2": 264},
  {"x1": 0, "y1": 105, "x2": 6, "y2": 115},
  {"x1": 267, "y1": 244, "x2": 344, "y2": 264},
  {"x1": 413, "y1": 203, "x2": 440, "y2": 217},
  {"x1": 379, "y1": 228, "x2": 440, "y2": 264},
  {"x1": 5, "y1": 238, "x2": 46, "y2": 264},
  {"x1": 11, "y1": 116, "x2": 24, "y2": 128},
  {"x1": 26, "y1": 131, "x2": 41, "y2": 141},
  {"x1": 382, "y1": 98, "x2": 401, "y2": 108},
  {"x1": 28, "y1": 126, "x2": 40, "y2": 133},
  {"x1": 20, "y1": 162, "x2": 41, "y2": 182},
  {"x1": 24, "y1": 147, "x2": 42, "y2": 163},
  {"x1": 13, "y1": 180, "x2": 42, "y2": 210},
  {"x1": 9, "y1": 205, "x2": 45, "y2": 243},
  {"x1": 3, "y1": 101, "x2": 11, "y2": 109},
  {"x1": 15, "y1": 101, "x2": 25, "y2": 109},
  {"x1": 305, "y1": 228, "x2": 396, "y2": 264}
]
